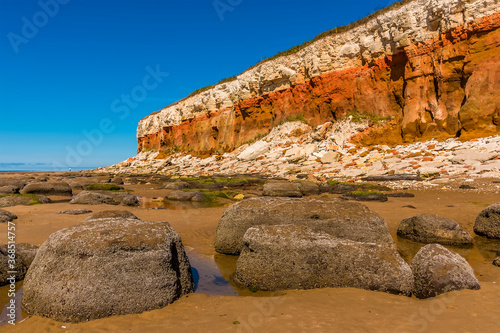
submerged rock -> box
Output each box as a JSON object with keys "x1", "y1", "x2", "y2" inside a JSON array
[
  {"x1": 22, "y1": 216, "x2": 193, "y2": 323},
  {"x1": 474, "y1": 202, "x2": 500, "y2": 238},
  {"x1": 0, "y1": 243, "x2": 38, "y2": 286},
  {"x1": 21, "y1": 181, "x2": 72, "y2": 196},
  {"x1": 215, "y1": 197, "x2": 395, "y2": 255},
  {"x1": 234, "y1": 225, "x2": 413, "y2": 295},
  {"x1": 0, "y1": 209, "x2": 17, "y2": 223},
  {"x1": 411, "y1": 244, "x2": 480, "y2": 299},
  {"x1": 397, "y1": 214, "x2": 473, "y2": 246},
  {"x1": 262, "y1": 181, "x2": 302, "y2": 198},
  {"x1": 69, "y1": 191, "x2": 116, "y2": 205}
]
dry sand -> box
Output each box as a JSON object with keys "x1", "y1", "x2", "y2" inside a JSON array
[{"x1": 1, "y1": 180, "x2": 500, "y2": 332}]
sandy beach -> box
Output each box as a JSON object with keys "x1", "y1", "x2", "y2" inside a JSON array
[{"x1": 1, "y1": 173, "x2": 499, "y2": 332}]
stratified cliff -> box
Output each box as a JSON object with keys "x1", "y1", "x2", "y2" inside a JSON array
[{"x1": 138, "y1": 0, "x2": 500, "y2": 157}]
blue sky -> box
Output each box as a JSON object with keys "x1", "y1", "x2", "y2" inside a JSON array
[{"x1": 0, "y1": 0, "x2": 398, "y2": 169}]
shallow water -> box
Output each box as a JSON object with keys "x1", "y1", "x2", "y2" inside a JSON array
[{"x1": 0, "y1": 282, "x2": 26, "y2": 327}]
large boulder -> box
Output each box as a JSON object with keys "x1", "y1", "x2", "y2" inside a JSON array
[
  {"x1": 411, "y1": 244, "x2": 480, "y2": 299},
  {"x1": 0, "y1": 209, "x2": 17, "y2": 223},
  {"x1": 474, "y1": 203, "x2": 500, "y2": 238},
  {"x1": 397, "y1": 214, "x2": 473, "y2": 246},
  {"x1": 494, "y1": 248, "x2": 500, "y2": 267},
  {"x1": 262, "y1": 181, "x2": 302, "y2": 198},
  {"x1": 215, "y1": 197, "x2": 395, "y2": 255},
  {"x1": 69, "y1": 191, "x2": 115, "y2": 205},
  {"x1": 0, "y1": 243, "x2": 38, "y2": 286},
  {"x1": 21, "y1": 181, "x2": 72, "y2": 196},
  {"x1": 22, "y1": 215, "x2": 194, "y2": 323},
  {"x1": 234, "y1": 225, "x2": 413, "y2": 295}
]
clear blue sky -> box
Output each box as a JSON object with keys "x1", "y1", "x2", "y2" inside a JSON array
[{"x1": 0, "y1": 0, "x2": 398, "y2": 169}]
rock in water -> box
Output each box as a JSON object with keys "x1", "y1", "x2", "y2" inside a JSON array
[
  {"x1": 262, "y1": 181, "x2": 302, "y2": 198},
  {"x1": 21, "y1": 181, "x2": 72, "y2": 196},
  {"x1": 22, "y1": 216, "x2": 193, "y2": 322},
  {"x1": 474, "y1": 203, "x2": 500, "y2": 238},
  {"x1": 234, "y1": 225, "x2": 413, "y2": 296},
  {"x1": 69, "y1": 191, "x2": 115, "y2": 205},
  {"x1": 0, "y1": 243, "x2": 38, "y2": 286},
  {"x1": 411, "y1": 244, "x2": 480, "y2": 299},
  {"x1": 0, "y1": 209, "x2": 17, "y2": 223},
  {"x1": 397, "y1": 214, "x2": 473, "y2": 246},
  {"x1": 215, "y1": 197, "x2": 395, "y2": 255}
]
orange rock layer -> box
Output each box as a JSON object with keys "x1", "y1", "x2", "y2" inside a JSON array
[{"x1": 139, "y1": 13, "x2": 500, "y2": 158}]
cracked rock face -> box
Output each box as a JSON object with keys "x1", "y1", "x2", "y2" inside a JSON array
[
  {"x1": 214, "y1": 197, "x2": 395, "y2": 255},
  {"x1": 137, "y1": 0, "x2": 500, "y2": 157},
  {"x1": 397, "y1": 213, "x2": 473, "y2": 245},
  {"x1": 22, "y1": 217, "x2": 193, "y2": 323},
  {"x1": 234, "y1": 225, "x2": 413, "y2": 295},
  {"x1": 411, "y1": 244, "x2": 480, "y2": 299}
]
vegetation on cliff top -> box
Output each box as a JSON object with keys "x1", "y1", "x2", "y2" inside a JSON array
[{"x1": 144, "y1": 0, "x2": 415, "y2": 120}]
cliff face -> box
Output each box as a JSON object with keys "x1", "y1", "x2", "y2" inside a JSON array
[{"x1": 138, "y1": 0, "x2": 500, "y2": 157}]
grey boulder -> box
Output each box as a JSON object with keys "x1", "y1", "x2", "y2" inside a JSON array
[
  {"x1": 69, "y1": 191, "x2": 115, "y2": 205},
  {"x1": 411, "y1": 244, "x2": 480, "y2": 299},
  {"x1": 121, "y1": 194, "x2": 139, "y2": 206},
  {"x1": 262, "y1": 181, "x2": 302, "y2": 198},
  {"x1": 215, "y1": 197, "x2": 395, "y2": 255},
  {"x1": 21, "y1": 181, "x2": 72, "y2": 196},
  {"x1": 474, "y1": 202, "x2": 500, "y2": 238},
  {"x1": 397, "y1": 214, "x2": 473, "y2": 246},
  {"x1": 234, "y1": 225, "x2": 413, "y2": 296},
  {"x1": 0, "y1": 243, "x2": 38, "y2": 286},
  {"x1": 0, "y1": 209, "x2": 17, "y2": 223},
  {"x1": 22, "y1": 216, "x2": 194, "y2": 323}
]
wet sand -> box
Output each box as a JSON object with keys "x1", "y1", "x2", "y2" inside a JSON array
[{"x1": 1, "y1": 181, "x2": 500, "y2": 332}]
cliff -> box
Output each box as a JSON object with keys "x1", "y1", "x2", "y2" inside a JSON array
[{"x1": 137, "y1": 0, "x2": 500, "y2": 157}]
